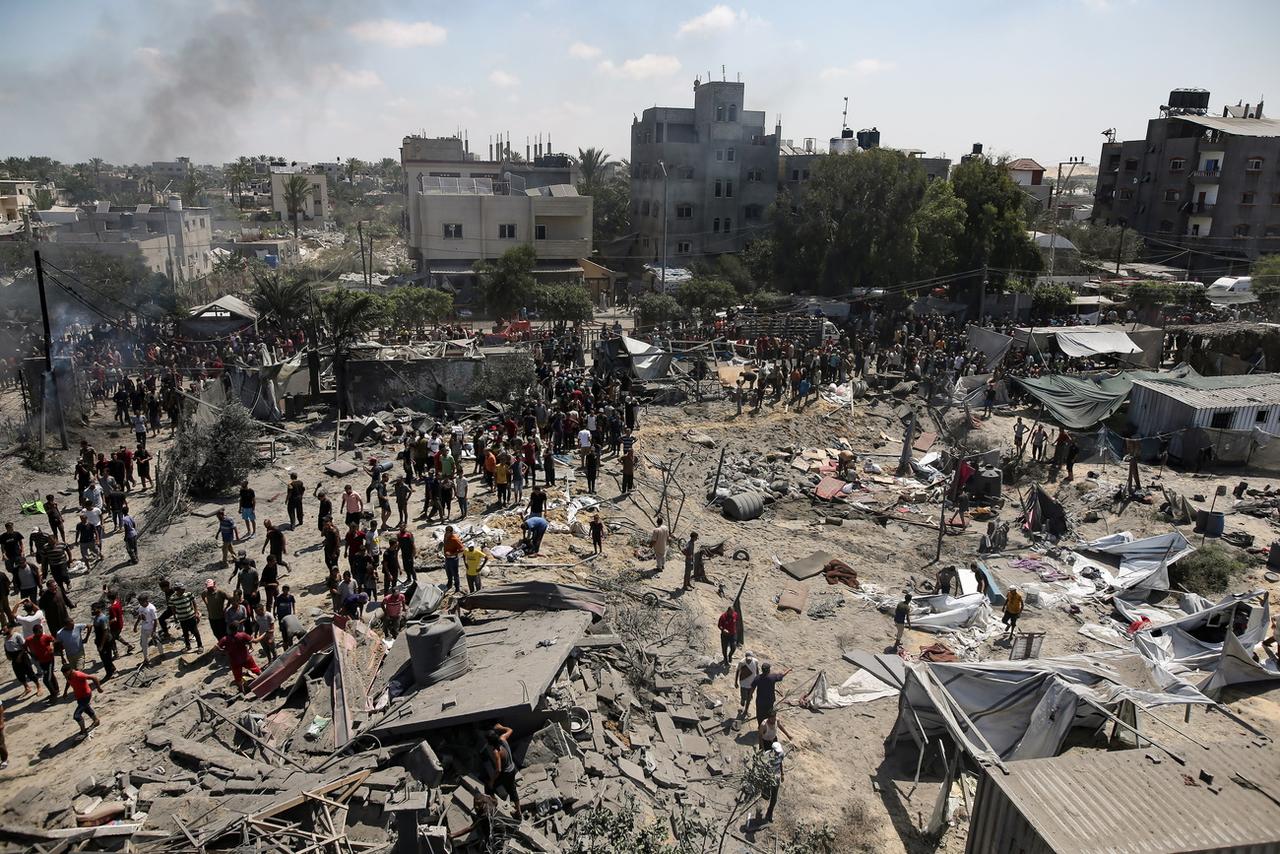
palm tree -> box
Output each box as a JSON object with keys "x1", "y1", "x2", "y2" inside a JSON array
[
  {"x1": 344, "y1": 157, "x2": 363, "y2": 184},
  {"x1": 281, "y1": 174, "x2": 314, "y2": 238},
  {"x1": 576, "y1": 147, "x2": 616, "y2": 191},
  {"x1": 88, "y1": 157, "x2": 105, "y2": 187},
  {"x1": 250, "y1": 269, "x2": 312, "y2": 333},
  {"x1": 227, "y1": 158, "x2": 254, "y2": 208}
]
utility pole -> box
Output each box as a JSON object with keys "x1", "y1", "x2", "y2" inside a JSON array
[
  {"x1": 33, "y1": 250, "x2": 69, "y2": 450},
  {"x1": 1047, "y1": 157, "x2": 1084, "y2": 278},
  {"x1": 357, "y1": 221, "x2": 368, "y2": 290},
  {"x1": 658, "y1": 161, "x2": 669, "y2": 294},
  {"x1": 1115, "y1": 219, "x2": 1128, "y2": 276}
]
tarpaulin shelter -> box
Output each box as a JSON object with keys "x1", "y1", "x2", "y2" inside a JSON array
[
  {"x1": 966, "y1": 325, "x2": 1014, "y2": 368},
  {"x1": 952, "y1": 374, "x2": 1011, "y2": 408},
  {"x1": 598, "y1": 335, "x2": 672, "y2": 381},
  {"x1": 1013, "y1": 363, "x2": 1198, "y2": 429},
  {"x1": 1053, "y1": 328, "x2": 1141, "y2": 358},
  {"x1": 1013, "y1": 324, "x2": 1163, "y2": 368},
  {"x1": 1078, "y1": 530, "x2": 1195, "y2": 593},
  {"x1": 883, "y1": 651, "x2": 1215, "y2": 768},
  {"x1": 907, "y1": 592, "x2": 992, "y2": 632},
  {"x1": 1020, "y1": 484, "x2": 1068, "y2": 538}
]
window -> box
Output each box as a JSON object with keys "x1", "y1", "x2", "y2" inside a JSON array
[
  {"x1": 1118, "y1": 188, "x2": 1133, "y2": 200},
  {"x1": 745, "y1": 204, "x2": 763, "y2": 221},
  {"x1": 535, "y1": 224, "x2": 547, "y2": 240},
  {"x1": 641, "y1": 236, "x2": 650, "y2": 248},
  {"x1": 716, "y1": 105, "x2": 725, "y2": 121},
  {"x1": 1163, "y1": 189, "x2": 1180, "y2": 202},
  {"x1": 1169, "y1": 158, "x2": 1186, "y2": 171},
  {"x1": 725, "y1": 180, "x2": 734, "y2": 198},
  {"x1": 1258, "y1": 410, "x2": 1270, "y2": 423},
  {"x1": 1266, "y1": 224, "x2": 1280, "y2": 237},
  {"x1": 801, "y1": 170, "x2": 810, "y2": 180},
  {"x1": 1242, "y1": 192, "x2": 1256, "y2": 205},
  {"x1": 675, "y1": 204, "x2": 692, "y2": 219},
  {"x1": 1124, "y1": 158, "x2": 1138, "y2": 171},
  {"x1": 723, "y1": 217, "x2": 732, "y2": 232},
  {"x1": 641, "y1": 200, "x2": 650, "y2": 216},
  {"x1": 1234, "y1": 223, "x2": 1251, "y2": 237},
  {"x1": 715, "y1": 150, "x2": 724, "y2": 161},
  {"x1": 1107, "y1": 154, "x2": 1121, "y2": 171},
  {"x1": 714, "y1": 180, "x2": 722, "y2": 198},
  {"x1": 677, "y1": 241, "x2": 691, "y2": 253},
  {"x1": 655, "y1": 124, "x2": 664, "y2": 144},
  {"x1": 1210, "y1": 411, "x2": 1234, "y2": 429},
  {"x1": 681, "y1": 166, "x2": 694, "y2": 179},
  {"x1": 1158, "y1": 219, "x2": 1174, "y2": 233},
  {"x1": 747, "y1": 168, "x2": 764, "y2": 182},
  {"x1": 791, "y1": 169, "x2": 800, "y2": 181},
  {"x1": 726, "y1": 148, "x2": 736, "y2": 162},
  {"x1": 728, "y1": 104, "x2": 737, "y2": 122},
  {"x1": 1247, "y1": 157, "x2": 1264, "y2": 172},
  {"x1": 712, "y1": 218, "x2": 721, "y2": 233},
  {"x1": 442, "y1": 223, "x2": 463, "y2": 239},
  {"x1": 498, "y1": 223, "x2": 517, "y2": 239}
]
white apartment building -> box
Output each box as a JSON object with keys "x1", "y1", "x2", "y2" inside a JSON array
[{"x1": 269, "y1": 170, "x2": 331, "y2": 225}]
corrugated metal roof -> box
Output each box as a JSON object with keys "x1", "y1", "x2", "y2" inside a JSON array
[
  {"x1": 1133, "y1": 374, "x2": 1280, "y2": 409},
  {"x1": 977, "y1": 744, "x2": 1280, "y2": 853},
  {"x1": 1176, "y1": 114, "x2": 1280, "y2": 138}
]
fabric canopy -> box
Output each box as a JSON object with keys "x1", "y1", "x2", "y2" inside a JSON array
[
  {"x1": 1054, "y1": 329, "x2": 1142, "y2": 358},
  {"x1": 620, "y1": 335, "x2": 671, "y2": 381},
  {"x1": 1115, "y1": 590, "x2": 1272, "y2": 672},
  {"x1": 1080, "y1": 530, "x2": 1195, "y2": 592},
  {"x1": 966, "y1": 325, "x2": 1014, "y2": 367},
  {"x1": 1014, "y1": 364, "x2": 1198, "y2": 429}
]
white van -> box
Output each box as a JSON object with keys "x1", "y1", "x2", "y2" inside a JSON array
[{"x1": 1206, "y1": 276, "x2": 1254, "y2": 304}]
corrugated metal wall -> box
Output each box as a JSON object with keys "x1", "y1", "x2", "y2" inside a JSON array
[{"x1": 966, "y1": 771, "x2": 1053, "y2": 854}]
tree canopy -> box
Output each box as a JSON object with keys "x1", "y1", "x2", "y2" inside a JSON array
[
  {"x1": 474, "y1": 244, "x2": 536, "y2": 318},
  {"x1": 676, "y1": 276, "x2": 738, "y2": 320},
  {"x1": 533, "y1": 282, "x2": 594, "y2": 325},
  {"x1": 635, "y1": 292, "x2": 685, "y2": 327}
]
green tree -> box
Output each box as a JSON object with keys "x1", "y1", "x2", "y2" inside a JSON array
[
  {"x1": 1058, "y1": 222, "x2": 1141, "y2": 267},
  {"x1": 344, "y1": 157, "x2": 363, "y2": 183},
  {"x1": 389, "y1": 286, "x2": 453, "y2": 333},
  {"x1": 741, "y1": 238, "x2": 776, "y2": 289},
  {"x1": 227, "y1": 157, "x2": 255, "y2": 208},
  {"x1": 181, "y1": 171, "x2": 207, "y2": 207},
  {"x1": 532, "y1": 282, "x2": 594, "y2": 327},
  {"x1": 250, "y1": 269, "x2": 312, "y2": 333},
  {"x1": 635, "y1": 292, "x2": 685, "y2": 327},
  {"x1": 911, "y1": 179, "x2": 967, "y2": 279},
  {"x1": 281, "y1": 173, "x2": 314, "y2": 238},
  {"x1": 88, "y1": 157, "x2": 105, "y2": 189},
  {"x1": 576, "y1": 147, "x2": 615, "y2": 192},
  {"x1": 676, "y1": 276, "x2": 738, "y2": 321},
  {"x1": 317, "y1": 288, "x2": 385, "y2": 351},
  {"x1": 772, "y1": 149, "x2": 927, "y2": 295},
  {"x1": 32, "y1": 188, "x2": 55, "y2": 210},
  {"x1": 1252, "y1": 254, "x2": 1280, "y2": 309},
  {"x1": 582, "y1": 179, "x2": 631, "y2": 247},
  {"x1": 474, "y1": 244, "x2": 536, "y2": 318},
  {"x1": 950, "y1": 156, "x2": 1042, "y2": 288},
  {"x1": 748, "y1": 289, "x2": 789, "y2": 314}
]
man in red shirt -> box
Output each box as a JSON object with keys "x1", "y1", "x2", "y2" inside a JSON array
[
  {"x1": 106, "y1": 589, "x2": 135, "y2": 656},
  {"x1": 381, "y1": 589, "x2": 406, "y2": 638},
  {"x1": 718, "y1": 606, "x2": 740, "y2": 666},
  {"x1": 26, "y1": 623, "x2": 60, "y2": 699},
  {"x1": 61, "y1": 664, "x2": 103, "y2": 736},
  {"x1": 216, "y1": 629, "x2": 262, "y2": 693}
]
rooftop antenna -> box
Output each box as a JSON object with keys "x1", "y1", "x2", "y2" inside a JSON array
[
  {"x1": 721, "y1": 64, "x2": 726, "y2": 81},
  {"x1": 842, "y1": 96, "x2": 849, "y2": 131}
]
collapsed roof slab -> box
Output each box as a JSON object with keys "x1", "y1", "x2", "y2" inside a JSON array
[{"x1": 369, "y1": 609, "x2": 592, "y2": 738}]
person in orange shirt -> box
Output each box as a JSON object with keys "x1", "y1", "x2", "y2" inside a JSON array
[
  {"x1": 483, "y1": 450, "x2": 497, "y2": 492},
  {"x1": 442, "y1": 526, "x2": 464, "y2": 592},
  {"x1": 62, "y1": 664, "x2": 103, "y2": 736}
]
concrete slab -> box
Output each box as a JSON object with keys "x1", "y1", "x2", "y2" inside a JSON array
[{"x1": 324, "y1": 459, "x2": 359, "y2": 477}]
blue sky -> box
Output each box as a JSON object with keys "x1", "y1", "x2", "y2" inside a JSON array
[{"x1": 2, "y1": 0, "x2": 1278, "y2": 169}]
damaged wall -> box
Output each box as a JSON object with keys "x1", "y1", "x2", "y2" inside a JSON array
[{"x1": 345, "y1": 356, "x2": 484, "y2": 415}]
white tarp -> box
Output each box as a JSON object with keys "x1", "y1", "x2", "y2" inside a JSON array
[
  {"x1": 1116, "y1": 590, "x2": 1272, "y2": 671},
  {"x1": 620, "y1": 335, "x2": 671, "y2": 381},
  {"x1": 966, "y1": 325, "x2": 1014, "y2": 368},
  {"x1": 1199, "y1": 631, "x2": 1280, "y2": 697},
  {"x1": 808, "y1": 669, "x2": 899, "y2": 708},
  {"x1": 1055, "y1": 329, "x2": 1142, "y2": 358},
  {"x1": 909, "y1": 592, "x2": 992, "y2": 632},
  {"x1": 1080, "y1": 530, "x2": 1195, "y2": 592}
]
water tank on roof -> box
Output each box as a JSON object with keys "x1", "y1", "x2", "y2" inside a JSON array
[
  {"x1": 830, "y1": 136, "x2": 857, "y2": 155},
  {"x1": 856, "y1": 128, "x2": 880, "y2": 150},
  {"x1": 1168, "y1": 88, "x2": 1210, "y2": 112}
]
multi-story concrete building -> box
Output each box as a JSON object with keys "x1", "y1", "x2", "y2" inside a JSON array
[
  {"x1": 1093, "y1": 89, "x2": 1280, "y2": 274},
  {"x1": 400, "y1": 135, "x2": 579, "y2": 266},
  {"x1": 269, "y1": 169, "x2": 330, "y2": 226},
  {"x1": 777, "y1": 129, "x2": 951, "y2": 204},
  {"x1": 50, "y1": 197, "x2": 213, "y2": 282},
  {"x1": 407, "y1": 176, "x2": 592, "y2": 291},
  {"x1": 630, "y1": 80, "x2": 780, "y2": 265},
  {"x1": 152, "y1": 157, "x2": 192, "y2": 184}
]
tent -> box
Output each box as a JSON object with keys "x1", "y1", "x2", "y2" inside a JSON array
[
  {"x1": 907, "y1": 592, "x2": 991, "y2": 632},
  {"x1": 1054, "y1": 329, "x2": 1140, "y2": 358},
  {"x1": 619, "y1": 335, "x2": 672, "y2": 380},
  {"x1": 883, "y1": 650, "x2": 1214, "y2": 767},
  {"x1": 966, "y1": 325, "x2": 1014, "y2": 368},
  {"x1": 1020, "y1": 484, "x2": 1068, "y2": 538},
  {"x1": 1077, "y1": 530, "x2": 1194, "y2": 592},
  {"x1": 1013, "y1": 364, "x2": 1198, "y2": 430}
]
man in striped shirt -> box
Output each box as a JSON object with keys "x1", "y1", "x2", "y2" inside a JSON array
[{"x1": 167, "y1": 582, "x2": 203, "y2": 651}]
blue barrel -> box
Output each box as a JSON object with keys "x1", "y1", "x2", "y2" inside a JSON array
[{"x1": 1204, "y1": 511, "x2": 1225, "y2": 538}]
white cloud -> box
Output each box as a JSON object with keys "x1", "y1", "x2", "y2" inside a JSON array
[
  {"x1": 313, "y1": 64, "x2": 383, "y2": 89},
  {"x1": 348, "y1": 19, "x2": 446, "y2": 48},
  {"x1": 568, "y1": 41, "x2": 601, "y2": 60},
  {"x1": 677, "y1": 5, "x2": 739, "y2": 36},
  {"x1": 489, "y1": 69, "x2": 519, "y2": 88},
  {"x1": 820, "y1": 58, "x2": 894, "y2": 79},
  {"x1": 134, "y1": 46, "x2": 169, "y2": 74},
  {"x1": 598, "y1": 54, "x2": 681, "y2": 80}
]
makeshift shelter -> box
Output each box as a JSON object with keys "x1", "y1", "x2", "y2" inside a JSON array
[
  {"x1": 953, "y1": 374, "x2": 1010, "y2": 409},
  {"x1": 596, "y1": 335, "x2": 672, "y2": 381},
  {"x1": 1077, "y1": 530, "x2": 1195, "y2": 593},
  {"x1": 1020, "y1": 484, "x2": 1068, "y2": 538},
  {"x1": 1014, "y1": 363, "x2": 1197, "y2": 429},
  {"x1": 1013, "y1": 323, "x2": 1163, "y2": 368},
  {"x1": 182, "y1": 295, "x2": 259, "y2": 338},
  {"x1": 1129, "y1": 372, "x2": 1280, "y2": 465},
  {"x1": 966, "y1": 325, "x2": 1014, "y2": 368},
  {"x1": 906, "y1": 592, "x2": 991, "y2": 632}
]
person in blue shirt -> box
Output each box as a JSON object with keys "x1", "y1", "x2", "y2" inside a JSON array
[
  {"x1": 215, "y1": 510, "x2": 240, "y2": 567},
  {"x1": 521, "y1": 516, "x2": 548, "y2": 554}
]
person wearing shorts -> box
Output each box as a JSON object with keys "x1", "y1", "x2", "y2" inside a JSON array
[{"x1": 62, "y1": 664, "x2": 102, "y2": 736}]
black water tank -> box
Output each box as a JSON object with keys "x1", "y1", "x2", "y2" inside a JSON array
[
  {"x1": 1169, "y1": 88, "x2": 1210, "y2": 111},
  {"x1": 857, "y1": 128, "x2": 880, "y2": 150}
]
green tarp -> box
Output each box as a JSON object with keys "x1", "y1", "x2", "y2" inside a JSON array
[{"x1": 1015, "y1": 364, "x2": 1197, "y2": 430}]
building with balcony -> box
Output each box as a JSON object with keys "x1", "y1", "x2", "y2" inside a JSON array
[
  {"x1": 630, "y1": 79, "x2": 780, "y2": 266},
  {"x1": 407, "y1": 177, "x2": 592, "y2": 293},
  {"x1": 400, "y1": 134, "x2": 580, "y2": 267},
  {"x1": 48, "y1": 197, "x2": 213, "y2": 283},
  {"x1": 1092, "y1": 89, "x2": 1280, "y2": 274}
]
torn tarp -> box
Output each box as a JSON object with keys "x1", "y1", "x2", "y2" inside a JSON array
[
  {"x1": 805, "y1": 669, "x2": 899, "y2": 708},
  {"x1": 908, "y1": 592, "x2": 992, "y2": 632},
  {"x1": 458, "y1": 581, "x2": 607, "y2": 620},
  {"x1": 966, "y1": 325, "x2": 1014, "y2": 368},
  {"x1": 1116, "y1": 590, "x2": 1272, "y2": 673},
  {"x1": 1054, "y1": 329, "x2": 1141, "y2": 358},
  {"x1": 1080, "y1": 530, "x2": 1194, "y2": 592},
  {"x1": 1021, "y1": 484, "x2": 1069, "y2": 538},
  {"x1": 1014, "y1": 364, "x2": 1198, "y2": 430},
  {"x1": 620, "y1": 335, "x2": 672, "y2": 381}
]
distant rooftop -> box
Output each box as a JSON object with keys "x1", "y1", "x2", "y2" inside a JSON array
[
  {"x1": 1007, "y1": 158, "x2": 1045, "y2": 172},
  {"x1": 1177, "y1": 113, "x2": 1280, "y2": 138}
]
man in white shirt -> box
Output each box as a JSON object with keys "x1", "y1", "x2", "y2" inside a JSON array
[
  {"x1": 133, "y1": 594, "x2": 164, "y2": 665},
  {"x1": 649, "y1": 516, "x2": 670, "y2": 572}
]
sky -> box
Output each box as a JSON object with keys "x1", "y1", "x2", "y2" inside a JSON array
[{"x1": 3, "y1": 0, "x2": 1278, "y2": 170}]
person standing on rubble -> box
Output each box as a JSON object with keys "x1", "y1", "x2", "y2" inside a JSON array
[
  {"x1": 341, "y1": 485, "x2": 364, "y2": 527},
  {"x1": 133, "y1": 594, "x2": 164, "y2": 666},
  {"x1": 393, "y1": 476, "x2": 413, "y2": 528},
  {"x1": 753, "y1": 662, "x2": 790, "y2": 724},
  {"x1": 397, "y1": 525, "x2": 417, "y2": 585},
  {"x1": 454, "y1": 473, "x2": 470, "y2": 519},
  {"x1": 589, "y1": 513, "x2": 605, "y2": 556},
  {"x1": 649, "y1": 516, "x2": 669, "y2": 574},
  {"x1": 62, "y1": 663, "x2": 103, "y2": 737},
  {"x1": 483, "y1": 723, "x2": 524, "y2": 822},
  {"x1": 285, "y1": 470, "x2": 305, "y2": 528},
  {"x1": 1002, "y1": 586, "x2": 1024, "y2": 637},
  {"x1": 463, "y1": 542, "x2": 487, "y2": 592},
  {"x1": 443, "y1": 526, "x2": 464, "y2": 592},
  {"x1": 214, "y1": 510, "x2": 239, "y2": 568},
  {"x1": 682, "y1": 531, "x2": 698, "y2": 591},
  {"x1": 1030, "y1": 423, "x2": 1047, "y2": 462},
  {"x1": 216, "y1": 625, "x2": 262, "y2": 693},
  {"x1": 717, "y1": 605, "x2": 740, "y2": 665},
  {"x1": 238, "y1": 480, "x2": 257, "y2": 538},
  {"x1": 1125, "y1": 435, "x2": 1143, "y2": 493},
  {"x1": 735, "y1": 651, "x2": 760, "y2": 717}
]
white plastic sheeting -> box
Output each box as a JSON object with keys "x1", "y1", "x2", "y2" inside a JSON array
[
  {"x1": 909, "y1": 592, "x2": 992, "y2": 632},
  {"x1": 1054, "y1": 329, "x2": 1142, "y2": 358},
  {"x1": 1079, "y1": 530, "x2": 1195, "y2": 592},
  {"x1": 807, "y1": 669, "x2": 899, "y2": 708},
  {"x1": 620, "y1": 335, "x2": 672, "y2": 381}
]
